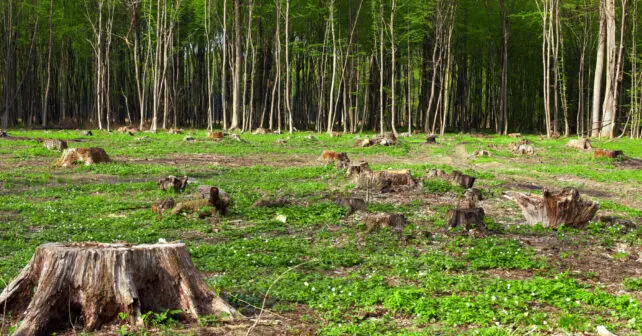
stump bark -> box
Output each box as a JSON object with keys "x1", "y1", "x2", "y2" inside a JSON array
[
  {"x1": 566, "y1": 138, "x2": 592, "y2": 150},
  {"x1": 55, "y1": 148, "x2": 111, "y2": 167},
  {"x1": 425, "y1": 169, "x2": 476, "y2": 189},
  {"x1": 157, "y1": 176, "x2": 189, "y2": 193},
  {"x1": 594, "y1": 149, "x2": 624, "y2": 158},
  {"x1": 353, "y1": 169, "x2": 416, "y2": 193},
  {"x1": 346, "y1": 162, "x2": 372, "y2": 178},
  {"x1": 0, "y1": 243, "x2": 237, "y2": 336},
  {"x1": 446, "y1": 208, "x2": 486, "y2": 231},
  {"x1": 425, "y1": 134, "x2": 437, "y2": 144},
  {"x1": 503, "y1": 188, "x2": 599, "y2": 228},
  {"x1": 362, "y1": 213, "x2": 407, "y2": 232}
]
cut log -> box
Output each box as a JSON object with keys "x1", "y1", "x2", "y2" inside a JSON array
[
  {"x1": 43, "y1": 139, "x2": 68, "y2": 151},
  {"x1": 152, "y1": 198, "x2": 176, "y2": 214},
  {"x1": 425, "y1": 169, "x2": 476, "y2": 189},
  {"x1": 566, "y1": 138, "x2": 592, "y2": 150},
  {"x1": 158, "y1": 176, "x2": 189, "y2": 193},
  {"x1": 55, "y1": 148, "x2": 111, "y2": 167},
  {"x1": 503, "y1": 188, "x2": 599, "y2": 228},
  {"x1": 446, "y1": 208, "x2": 486, "y2": 231},
  {"x1": 362, "y1": 212, "x2": 406, "y2": 232},
  {"x1": 346, "y1": 161, "x2": 372, "y2": 178},
  {"x1": 335, "y1": 197, "x2": 368, "y2": 216},
  {"x1": 594, "y1": 149, "x2": 624, "y2": 158},
  {"x1": 0, "y1": 243, "x2": 237, "y2": 336}
]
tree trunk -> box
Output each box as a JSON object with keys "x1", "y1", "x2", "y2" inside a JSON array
[
  {"x1": 221, "y1": 0, "x2": 228, "y2": 130},
  {"x1": 499, "y1": 0, "x2": 508, "y2": 135},
  {"x1": 601, "y1": 0, "x2": 616, "y2": 138},
  {"x1": 0, "y1": 243, "x2": 237, "y2": 336},
  {"x1": 230, "y1": 0, "x2": 241, "y2": 130},
  {"x1": 42, "y1": 0, "x2": 54, "y2": 128},
  {"x1": 591, "y1": 5, "x2": 606, "y2": 137},
  {"x1": 390, "y1": 0, "x2": 397, "y2": 135}
]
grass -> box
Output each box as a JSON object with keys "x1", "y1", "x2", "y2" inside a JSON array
[{"x1": 0, "y1": 130, "x2": 641, "y2": 335}]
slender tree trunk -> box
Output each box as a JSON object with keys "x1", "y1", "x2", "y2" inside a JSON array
[
  {"x1": 221, "y1": 0, "x2": 228, "y2": 130},
  {"x1": 390, "y1": 0, "x2": 397, "y2": 135},
  {"x1": 230, "y1": 0, "x2": 241, "y2": 130},
  {"x1": 499, "y1": 0, "x2": 508, "y2": 134},
  {"x1": 327, "y1": 0, "x2": 337, "y2": 133},
  {"x1": 379, "y1": 0, "x2": 385, "y2": 134},
  {"x1": 285, "y1": 0, "x2": 293, "y2": 133},
  {"x1": 591, "y1": 5, "x2": 606, "y2": 137},
  {"x1": 601, "y1": 0, "x2": 616, "y2": 138},
  {"x1": 2, "y1": 0, "x2": 13, "y2": 129},
  {"x1": 42, "y1": 0, "x2": 54, "y2": 128}
]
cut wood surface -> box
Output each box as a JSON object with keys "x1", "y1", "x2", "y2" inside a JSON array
[
  {"x1": 55, "y1": 147, "x2": 110, "y2": 167},
  {"x1": 0, "y1": 243, "x2": 237, "y2": 336}
]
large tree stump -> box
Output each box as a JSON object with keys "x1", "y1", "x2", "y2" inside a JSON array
[
  {"x1": 0, "y1": 130, "x2": 7, "y2": 137},
  {"x1": 446, "y1": 208, "x2": 486, "y2": 231},
  {"x1": 55, "y1": 148, "x2": 111, "y2": 167},
  {"x1": 346, "y1": 161, "x2": 372, "y2": 178},
  {"x1": 0, "y1": 243, "x2": 237, "y2": 336},
  {"x1": 319, "y1": 150, "x2": 350, "y2": 169},
  {"x1": 425, "y1": 134, "x2": 437, "y2": 144},
  {"x1": 566, "y1": 138, "x2": 592, "y2": 150},
  {"x1": 503, "y1": 188, "x2": 599, "y2": 228},
  {"x1": 371, "y1": 132, "x2": 397, "y2": 146},
  {"x1": 361, "y1": 212, "x2": 407, "y2": 232}
]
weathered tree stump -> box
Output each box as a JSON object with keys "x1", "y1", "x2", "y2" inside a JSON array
[
  {"x1": 471, "y1": 149, "x2": 491, "y2": 158},
  {"x1": 253, "y1": 196, "x2": 291, "y2": 208},
  {"x1": 361, "y1": 212, "x2": 406, "y2": 232},
  {"x1": 353, "y1": 169, "x2": 416, "y2": 193},
  {"x1": 507, "y1": 133, "x2": 522, "y2": 138},
  {"x1": 446, "y1": 208, "x2": 486, "y2": 231},
  {"x1": 503, "y1": 188, "x2": 599, "y2": 228},
  {"x1": 157, "y1": 176, "x2": 189, "y2": 193},
  {"x1": 43, "y1": 139, "x2": 68, "y2": 151},
  {"x1": 194, "y1": 185, "x2": 230, "y2": 215},
  {"x1": 0, "y1": 243, "x2": 237, "y2": 336},
  {"x1": 566, "y1": 138, "x2": 592, "y2": 150},
  {"x1": 55, "y1": 148, "x2": 111, "y2": 167},
  {"x1": 425, "y1": 169, "x2": 476, "y2": 189},
  {"x1": 512, "y1": 144, "x2": 535, "y2": 155},
  {"x1": 594, "y1": 149, "x2": 624, "y2": 158},
  {"x1": 0, "y1": 130, "x2": 7, "y2": 137},
  {"x1": 335, "y1": 197, "x2": 368, "y2": 216},
  {"x1": 183, "y1": 135, "x2": 194, "y2": 142},
  {"x1": 346, "y1": 162, "x2": 372, "y2": 178},
  {"x1": 252, "y1": 128, "x2": 267, "y2": 135},
  {"x1": 319, "y1": 150, "x2": 350, "y2": 169},
  {"x1": 81, "y1": 130, "x2": 93, "y2": 136},
  {"x1": 355, "y1": 137, "x2": 373, "y2": 147},
  {"x1": 425, "y1": 134, "x2": 437, "y2": 144},
  {"x1": 167, "y1": 128, "x2": 183, "y2": 134},
  {"x1": 152, "y1": 198, "x2": 176, "y2": 214},
  {"x1": 459, "y1": 188, "x2": 483, "y2": 208},
  {"x1": 372, "y1": 132, "x2": 397, "y2": 146},
  {"x1": 207, "y1": 131, "x2": 224, "y2": 140},
  {"x1": 117, "y1": 126, "x2": 139, "y2": 134}
]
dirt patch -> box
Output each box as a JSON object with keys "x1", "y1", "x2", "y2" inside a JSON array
[{"x1": 122, "y1": 153, "x2": 319, "y2": 168}]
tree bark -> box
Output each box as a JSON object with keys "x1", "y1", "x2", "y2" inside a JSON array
[
  {"x1": 591, "y1": 5, "x2": 606, "y2": 137},
  {"x1": 230, "y1": 0, "x2": 241, "y2": 130},
  {"x1": 0, "y1": 243, "x2": 237, "y2": 336}
]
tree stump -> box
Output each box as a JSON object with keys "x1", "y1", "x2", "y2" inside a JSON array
[
  {"x1": 346, "y1": 162, "x2": 372, "y2": 178},
  {"x1": 152, "y1": 198, "x2": 176, "y2": 214},
  {"x1": 507, "y1": 133, "x2": 522, "y2": 138},
  {"x1": 361, "y1": 213, "x2": 407, "y2": 232},
  {"x1": 55, "y1": 148, "x2": 111, "y2": 167},
  {"x1": 183, "y1": 135, "x2": 195, "y2": 142},
  {"x1": 81, "y1": 130, "x2": 93, "y2": 136},
  {"x1": 319, "y1": 150, "x2": 350, "y2": 169},
  {"x1": 512, "y1": 144, "x2": 535, "y2": 155},
  {"x1": 252, "y1": 128, "x2": 267, "y2": 135},
  {"x1": 43, "y1": 139, "x2": 68, "y2": 151},
  {"x1": 425, "y1": 169, "x2": 476, "y2": 189},
  {"x1": 195, "y1": 186, "x2": 230, "y2": 215},
  {"x1": 0, "y1": 243, "x2": 237, "y2": 336},
  {"x1": 446, "y1": 208, "x2": 486, "y2": 231},
  {"x1": 353, "y1": 169, "x2": 416, "y2": 193},
  {"x1": 207, "y1": 131, "x2": 224, "y2": 140},
  {"x1": 372, "y1": 132, "x2": 397, "y2": 146},
  {"x1": 594, "y1": 149, "x2": 624, "y2": 158},
  {"x1": 355, "y1": 137, "x2": 373, "y2": 147},
  {"x1": 503, "y1": 188, "x2": 599, "y2": 228},
  {"x1": 425, "y1": 134, "x2": 437, "y2": 144},
  {"x1": 157, "y1": 176, "x2": 189, "y2": 193},
  {"x1": 335, "y1": 197, "x2": 368, "y2": 216},
  {"x1": 471, "y1": 149, "x2": 490, "y2": 158},
  {"x1": 0, "y1": 130, "x2": 7, "y2": 137},
  {"x1": 566, "y1": 138, "x2": 592, "y2": 150}
]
